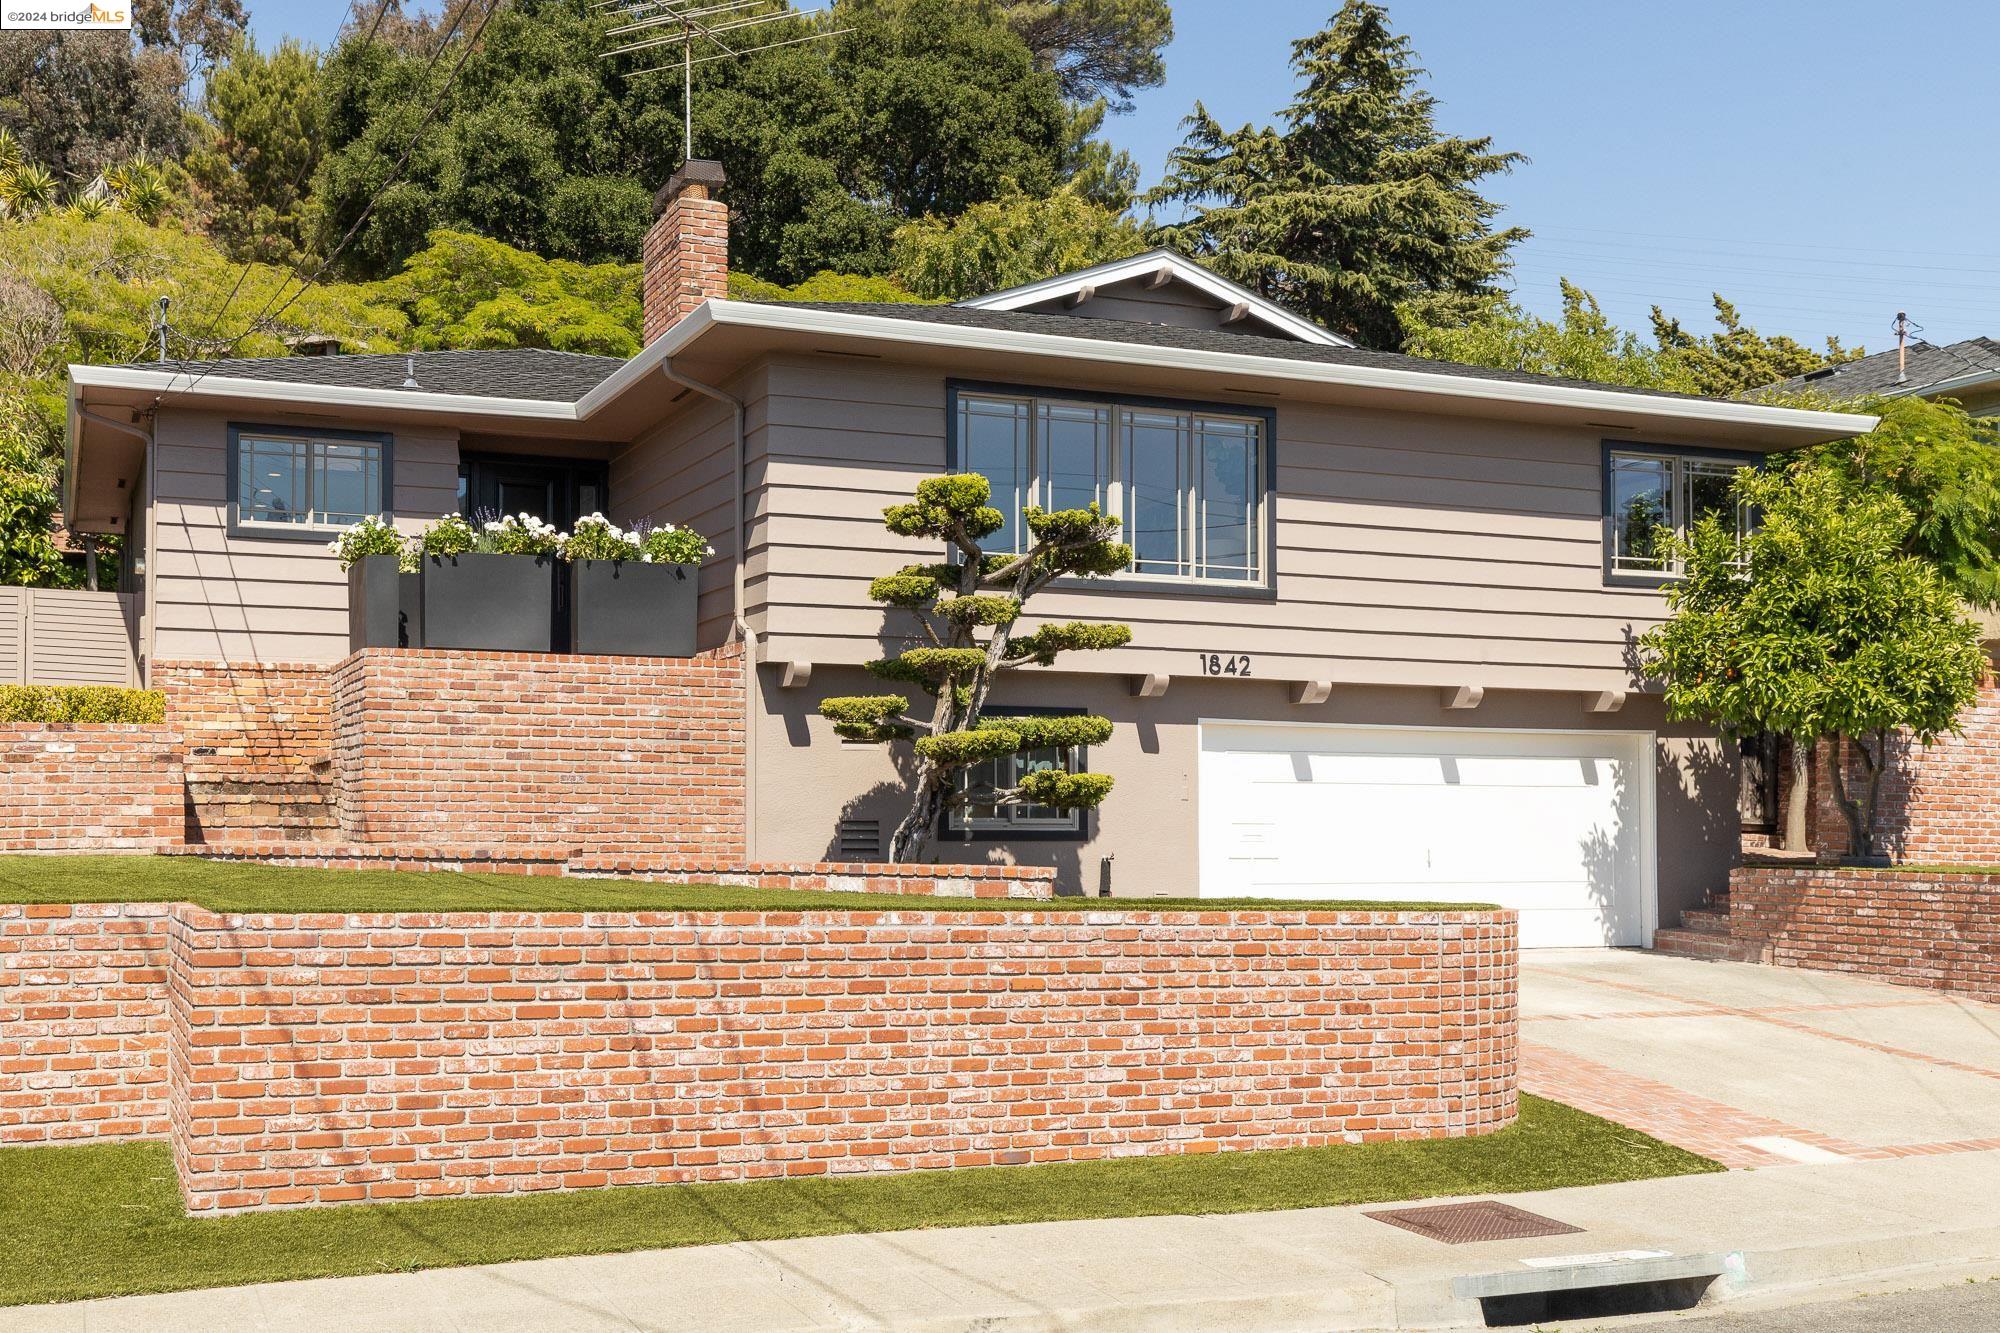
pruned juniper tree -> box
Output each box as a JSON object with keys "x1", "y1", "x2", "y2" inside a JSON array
[{"x1": 820, "y1": 474, "x2": 1133, "y2": 863}]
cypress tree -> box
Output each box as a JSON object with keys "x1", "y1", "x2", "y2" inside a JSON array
[{"x1": 1147, "y1": 1, "x2": 1525, "y2": 349}]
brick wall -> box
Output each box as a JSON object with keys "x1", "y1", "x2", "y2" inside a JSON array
[
  {"x1": 1801, "y1": 683, "x2": 2000, "y2": 862},
  {"x1": 164, "y1": 906, "x2": 1516, "y2": 1212},
  {"x1": 1, "y1": 903, "x2": 171, "y2": 1144},
  {"x1": 0, "y1": 725, "x2": 184, "y2": 852},
  {"x1": 564, "y1": 856, "x2": 1057, "y2": 899},
  {"x1": 331, "y1": 648, "x2": 745, "y2": 856},
  {"x1": 1729, "y1": 863, "x2": 2000, "y2": 1002}
]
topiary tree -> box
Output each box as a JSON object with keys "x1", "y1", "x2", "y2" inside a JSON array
[
  {"x1": 1639, "y1": 462, "x2": 1985, "y2": 860},
  {"x1": 821, "y1": 474, "x2": 1134, "y2": 862}
]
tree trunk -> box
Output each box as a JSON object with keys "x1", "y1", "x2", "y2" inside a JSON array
[
  {"x1": 1783, "y1": 734, "x2": 1810, "y2": 853},
  {"x1": 887, "y1": 767, "x2": 951, "y2": 864},
  {"x1": 1825, "y1": 733, "x2": 1881, "y2": 860}
]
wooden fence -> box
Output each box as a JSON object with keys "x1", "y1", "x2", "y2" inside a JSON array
[{"x1": 0, "y1": 588, "x2": 139, "y2": 686}]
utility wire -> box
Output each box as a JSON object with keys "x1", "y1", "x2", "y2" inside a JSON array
[
  {"x1": 161, "y1": 0, "x2": 503, "y2": 403},
  {"x1": 190, "y1": 0, "x2": 398, "y2": 362}
]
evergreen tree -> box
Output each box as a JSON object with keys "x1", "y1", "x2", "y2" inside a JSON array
[
  {"x1": 1652, "y1": 296, "x2": 1862, "y2": 398},
  {"x1": 186, "y1": 37, "x2": 324, "y2": 266},
  {"x1": 892, "y1": 182, "x2": 1146, "y2": 300},
  {"x1": 1146, "y1": 1, "x2": 1524, "y2": 349}
]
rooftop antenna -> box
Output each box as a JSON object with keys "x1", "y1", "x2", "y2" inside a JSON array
[
  {"x1": 1892, "y1": 311, "x2": 1916, "y2": 386},
  {"x1": 598, "y1": 0, "x2": 844, "y2": 163},
  {"x1": 150, "y1": 296, "x2": 171, "y2": 363}
]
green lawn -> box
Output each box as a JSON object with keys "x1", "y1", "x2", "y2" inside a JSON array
[
  {"x1": 0, "y1": 855, "x2": 1484, "y2": 914},
  {"x1": 0, "y1": 1096, "x2": 1718, "y2": 1308}
]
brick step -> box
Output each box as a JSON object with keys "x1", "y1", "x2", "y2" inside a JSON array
[
  {"x1": 185, "y1": 779, "x2": 333, "y2": 802},
  {"x1": 1650, "y1": 927, "x2": 1762, "y2": 963},
  {"x1": 1677, "y1": 906, "x2": 1733, "y2": 934}
]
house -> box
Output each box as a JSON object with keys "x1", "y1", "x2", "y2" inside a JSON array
[
  {"x1": 61, "y1": 161, "x2": 1873, "y2": 947},
  {"x1": 1766, "y1": 336, "x2": 2000, "y2": 413}
]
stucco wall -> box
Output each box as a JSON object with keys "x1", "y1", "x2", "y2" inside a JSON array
[{"x1": 755, "y1": 664, "x2": 1740, "y2": 923}]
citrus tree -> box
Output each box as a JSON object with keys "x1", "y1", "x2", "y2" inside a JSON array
[
  {"x1": 821, "y1": 474, "x2": 1133, "y2": 862},
  {"x1": 1639, "y1": 462, "x2": 1984, "y2": 859}
]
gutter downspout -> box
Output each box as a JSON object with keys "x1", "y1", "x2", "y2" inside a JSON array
[
  {"x1": 658, "y1": 358, "x2": 756, "y2": 862},
  {"x1": 78, "y1": 405, "x2": 157, "y2": 686}
]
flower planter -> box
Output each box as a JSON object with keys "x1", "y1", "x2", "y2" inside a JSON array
[
  {"x1": 421, "y1": 554, "x2": 556, "y2": 652},
  {"x1": 569, "y1": 560, "x2": 697, "y2": 657},
  {"x1": 347, "y1": 555, "x2": 423, "y2": 651}
]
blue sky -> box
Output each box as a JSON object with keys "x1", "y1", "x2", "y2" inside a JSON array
[{"x1": 249, "y1": 1, "x2": 1999, "y2": 353}]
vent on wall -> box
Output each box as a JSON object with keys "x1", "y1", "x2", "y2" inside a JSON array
[{"x1": 837, "y1": 818, "x2": 881, "y2": 859}]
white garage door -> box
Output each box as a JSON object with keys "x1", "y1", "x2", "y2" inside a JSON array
[{"x1": 1198, "y1": 722, "x2": 1654, "y2": 948}]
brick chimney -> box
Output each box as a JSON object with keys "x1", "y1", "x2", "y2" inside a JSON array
[{"x1": 642, "y1": 159, "x2": 729, "y2": 343}]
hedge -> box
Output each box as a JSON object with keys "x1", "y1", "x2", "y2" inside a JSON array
[{"x1": 0, "y1": 686, "x2": 167, "y2": 724}]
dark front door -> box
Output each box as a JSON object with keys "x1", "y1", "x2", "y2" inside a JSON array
[
  {"x1": 456, "y1": 454, "x2": 611, "y2": 651},
  {"x1": 458, "y1": 454, "x2": 609, "y2": 532}
]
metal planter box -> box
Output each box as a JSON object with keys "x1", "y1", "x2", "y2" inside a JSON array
[
  {"x1": 347, "y1": 555, "x2": 422, "y2": 651},
  {"x1": 421, "y1": 554, "x2": 556, "y2": 652},
  {"x1": 569, "y1": 560, "x2": 697, "y2": 657}
]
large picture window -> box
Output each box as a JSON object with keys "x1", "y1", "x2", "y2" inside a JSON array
[
  {"x1": 1605, "y1": 446, "x2": 1752, "y2": 579},
  {"x1": 955, "y1": 387, "x2": 1270, "y2": 587},
  {"x1": 231, "y1": 427, "x2": 389, "y2": 532}
]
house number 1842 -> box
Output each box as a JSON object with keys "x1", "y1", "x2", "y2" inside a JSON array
[{"x1": 1198, "y1": 653, "x2": 1252, "y2": 677}]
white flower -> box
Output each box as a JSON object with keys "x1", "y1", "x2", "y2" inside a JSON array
[{"x1": 641, "y1": 553, "x2": 653, "y2": 563}]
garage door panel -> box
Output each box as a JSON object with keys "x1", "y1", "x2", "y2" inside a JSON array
[{"x1": 1199, "y1": 723, "x2": 1652, "y2": 948}]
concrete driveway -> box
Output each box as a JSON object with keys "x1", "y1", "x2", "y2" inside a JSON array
[{"x1": 1522, "y1": 950, "x2": 2000, "y2": 1168}]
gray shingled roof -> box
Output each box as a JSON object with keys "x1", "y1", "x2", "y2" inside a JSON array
[
  {"x1": 1764, "y1": 337, "x2": 2000, "y2": 399},
  {"x1": 107, "y1": 306, "x2": 1769, "y2": 408},
  {"x1": 763, "y1": 301, "x2": 1729, "y2": 403},
  {"x1": 109, "y1": 348, "x2": 626, "y2": 402}
]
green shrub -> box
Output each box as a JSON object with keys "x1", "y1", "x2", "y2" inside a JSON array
[{"x1": 0, "y1": 686, "x2": 166, "y2": 724}]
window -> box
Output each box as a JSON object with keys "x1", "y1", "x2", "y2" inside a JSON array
[
  {"x1": 1605, "y1": 446, "x2": 1752, "y2": 579},
  {"x1": 955, "y1": 387, "x2": 1269, "y2": 586},
  {"x1": 231, "y1": 427, "x2": 389, "y2": 532},
  {"x1": 946, "y1": 712, "x2": 1086, "y2": 837}
]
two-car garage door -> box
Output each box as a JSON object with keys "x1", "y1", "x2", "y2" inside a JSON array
[{"x1": 1197, "y1": 723, "x2": 1654, "y2": 948}]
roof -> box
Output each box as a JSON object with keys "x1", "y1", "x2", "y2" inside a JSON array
[
  {"x1": 101, "y1": 348, "x2": 626, "y2": 404},
  {"x1": 768, "y1": 301, "x2": 1728, "y2": 404},
  {"x1": 1764, "y1": 337, "x2": 2000, "y2": 400},
  {"x1": 957, "y1": 248, "x2": 1351, "y2": 348}
]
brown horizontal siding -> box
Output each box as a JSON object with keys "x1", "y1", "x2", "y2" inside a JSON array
[{"x1": 748, "y1": 355, "x2": 1699, "y2": 691}]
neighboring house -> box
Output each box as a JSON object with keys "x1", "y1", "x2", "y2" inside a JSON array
[
  {"x1": 1766, "y1": 336, "x2": 2000, "y2": 413},
  {"x1": 62, "y1": 161, "x2": 1871, "y2": 947}
]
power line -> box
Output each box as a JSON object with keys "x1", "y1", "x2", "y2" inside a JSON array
[
  {"x1": 190, "y1": 0, "x2": 399, "y2": 362},
  {"x1": 1533, "y1": 223, "x2": 2000, "y2": 266},
  {"x1": 163, "y1": 0, "x2": 505, "y2": 403}
]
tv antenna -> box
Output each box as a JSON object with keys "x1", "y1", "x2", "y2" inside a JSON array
[{"x1": 598, "y1": 0, "x2": 844, "y2": 162}]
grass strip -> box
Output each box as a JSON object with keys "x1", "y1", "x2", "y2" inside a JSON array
[
  {"x1": 0, "y1": 1096, "x2": 1719, "y2": 1308},
  {"x1": 0, "y1": 854, "x2": 1484, "y2": 914}
]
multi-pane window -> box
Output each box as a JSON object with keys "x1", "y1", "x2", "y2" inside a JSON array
[
  {"x1": 235, "y1": 431, "x2": 386, "y2": 529},
  {"x1": 948, "y1": 734, "x2": 1084, "y2": 834},
  {"x1": 957, "y1": 390, "x2": 1267, "y2": 585},
  {"x1": 1606, "y1": 449, "x2": 1750, "y2": 577}
]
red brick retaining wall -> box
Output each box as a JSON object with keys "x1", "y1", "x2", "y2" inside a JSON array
[
  {"x1": 564, "y1": 857, "x2": 1057, "y2": 899},
  {"x1": 163, "y1": 906, "x2": 1516, "y2": 1212},
  {"x1": 0, "y1": 903, "x2": 171, "y2": 1144},
  {"x1": 0, "y1": 725, "x2": 183, "y2": 852},
  {"x1": 1803, "y1": 683, "x2": 2000, "y2": 861},
  {"x1": 1729, "y1": 862, "x2": 2000, "y2": 1002},
  {"x1": 156, "y1": 661, "x2": 333, "y2": 776},
  {"x1": 330, "y1": 648, "x2": 745, "y2": 856}
]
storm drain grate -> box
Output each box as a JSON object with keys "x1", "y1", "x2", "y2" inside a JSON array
[{"x1": 1363, "y1": 1200, "x2": 1584, "y2": 1245}]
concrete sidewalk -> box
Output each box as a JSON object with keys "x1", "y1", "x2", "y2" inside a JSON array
[{"x1": 13, "y1": 1146, "x2": 2000, "y2": 1332}]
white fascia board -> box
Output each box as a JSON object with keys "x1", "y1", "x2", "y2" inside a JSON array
[
  {"x1": 66, "y1": 363, "x2": 582, "y2": 422},
  {"x1": 698, "y1": 300, "x2": 1879, "y2": 439},
  {"x1": 959, "y1": 249, "x2": 1353, "y2": 348}
]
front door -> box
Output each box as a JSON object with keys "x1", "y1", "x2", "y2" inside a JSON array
[
  {"x1": 458, "y1": 454, "x2": 609, "y2": 533},
  {"x1": 457, "y1": 454, "x2": 611, "y2": 650}
]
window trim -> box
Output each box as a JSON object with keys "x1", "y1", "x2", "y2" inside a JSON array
[
  {"x1": 1600, "y1": 440, "x2": 1761, "y2": 588},
  {"x1": 947, "y1": 379, "x2": 1279, "y2": 600},
  {"x1": 940, "y1": 704, "x2": 1092, "y2": 843},
  {"x1": 226, "y1": 422, "x2": 395, "y2": 541}
]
